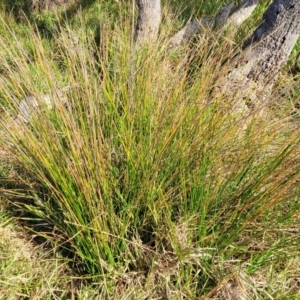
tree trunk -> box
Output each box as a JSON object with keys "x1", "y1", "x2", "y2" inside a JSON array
[
  {"x1": 135, "y1": 0, "x2": 161, "y2": 44},
  {"x1": 135, "y1": 0, "x2": 300, "y2": 115},
  {"x1": 222, "y1": 0, "x2": 300, "y2": 113}
]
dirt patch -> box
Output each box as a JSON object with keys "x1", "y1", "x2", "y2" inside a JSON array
[{"x1": 0, "y1": 226, "x2": 36, "y2": 260}]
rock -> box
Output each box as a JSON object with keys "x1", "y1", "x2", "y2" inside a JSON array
[{"x1": 16, "y1": 89, "x2": 69, "y2": 123}]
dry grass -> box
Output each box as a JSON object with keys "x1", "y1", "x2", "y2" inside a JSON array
[{"x1": 0, "y1": 202, "x2": 76, "y2": 299}]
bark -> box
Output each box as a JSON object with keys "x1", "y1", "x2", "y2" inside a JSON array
[
  {"x1": 167, "y1": 2, "x2": 236, "y2": 48},
  {"x1": 221, "y1": 0, "x2": 300, "y2": 113},
  {"x1": 135, "y1": 0, "x2": 300, "y2": 115},
  {"x1": 226, "y1": 0, "x2": 259, "y2": 27},
  {"x1": 135, "y1": 0, "x2": 161, "y2": 44},
  {"x1": 168, "y1": 19, "x2": 209, "y2": 49},
  {"x1": 215, "y1": 2, "x2": 234, "y2": 27},
  {"x1": 135, "y1": 1, "x2": 260, "y2": 48}
]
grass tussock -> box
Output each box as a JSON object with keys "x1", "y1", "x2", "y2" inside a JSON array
[{"x1": 0, "y1": 2, "x2": 300, "y2": 298}]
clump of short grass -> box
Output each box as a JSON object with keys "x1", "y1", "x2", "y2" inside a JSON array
[{"x1": 0, "y1": 2, "x2": 300, "y2": 298}]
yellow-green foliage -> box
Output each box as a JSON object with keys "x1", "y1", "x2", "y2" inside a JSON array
[{"x1": 0, "y1": 1, "x2": 300, "y2": 298}]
